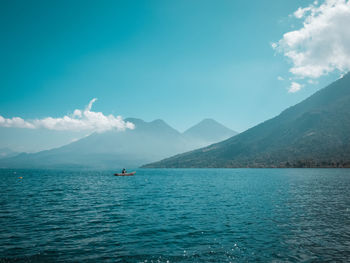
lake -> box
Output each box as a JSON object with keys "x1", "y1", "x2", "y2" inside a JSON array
[{"x1": 1, "y1": 169, "x2": 350, "y2": 262}]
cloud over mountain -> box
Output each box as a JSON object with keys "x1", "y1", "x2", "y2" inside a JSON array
[
  {"x1": 274, "y1": 0, "x2": 350, "y2": 79},
  {"x1": 0, "y1": 98, "x2": 134, "y2": 132},
  {"x1": 289, "y1": 82, "x2": 303, "y2": 93}
]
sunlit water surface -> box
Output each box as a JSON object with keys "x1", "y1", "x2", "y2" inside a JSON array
[{"x1": 1, "y1": 169, "x2": 350, "y2": 262}]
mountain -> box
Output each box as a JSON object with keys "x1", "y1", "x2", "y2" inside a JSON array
[
  {"x1": 183, "y1": 118, "x2": 237, "y2": 145},
  {"x1": 0, "y1": 148, "x2": 19, "y2": 159},
  {"x1": 143, "y1": 73, "x2": 350, "y2": 168},
  {"x1": 0, "y1": 118, "x2": 236, "y2": 169}
]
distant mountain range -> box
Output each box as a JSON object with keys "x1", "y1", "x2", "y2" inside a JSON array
[
  {"x1": 0, "y1": 119, "x2": 236, "y2": 169},
  {"x1": 183, "y1": 118, "x2": 237, "y2": 145},
  {"x1": 144, "y1": 73, "x2": 350, "y2": 168},
  {"x1": 0, "y1": 148, "x2": 19, "y2": 159}
]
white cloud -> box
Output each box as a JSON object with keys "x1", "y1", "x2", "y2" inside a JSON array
[
  {"x1": 73, "y1": 109, "x2": 82, "y2": 118},
  {"x1": 275, "y1": 0, "x2": 350, "y2": 79},
  {"x1": 277, "y1": 76, "x2": 284, "y2": 81},
  {"x1": 0, "y1": 98, "x2": 135, "y2": 132},
  {"x1": 289, "y1": 82, "x2": 303, "y2": 93},
  {"x1": 0, "y1": 116, "x2": 35, "y2": 129},
  {"x1": 294, "y1": 6, "x2": 312, "y2": 19}
]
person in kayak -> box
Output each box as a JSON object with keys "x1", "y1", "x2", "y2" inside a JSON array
[{"x1": 121, "y1": 168, "x2": 127, "y2": 174}]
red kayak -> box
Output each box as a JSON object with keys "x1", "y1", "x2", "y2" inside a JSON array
[{"x1": 114, "y1": 171, "x2": 136, "y2": 176}]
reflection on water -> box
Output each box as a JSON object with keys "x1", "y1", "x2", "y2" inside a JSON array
[{"x1": 1, "y1": 168, "x2": 350, "y2": 262}]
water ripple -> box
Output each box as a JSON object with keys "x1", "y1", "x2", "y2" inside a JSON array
[{"x1": 1, "y1": 168, "x2": 350, "y2": 262}]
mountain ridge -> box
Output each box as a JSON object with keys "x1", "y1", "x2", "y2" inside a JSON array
[
  {"x1": 0, "y1": 118, "x2": 236, "y2": 169},
  {"x1": 0, "y1": 148, "x2": 19, "y2": 159},
  {"x1": 183, "y1": 118, "x2": 238, "y2": 145},
  {"x1": 143, "y1": 74, "x2": 350, "y2": 168}
]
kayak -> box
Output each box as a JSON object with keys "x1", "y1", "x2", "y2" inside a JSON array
[{"x1": 114, "y1": 171, "x2": 136, "y2": 176}]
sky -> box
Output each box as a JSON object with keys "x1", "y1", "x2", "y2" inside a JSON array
[{"x1": 1, "y1": 0, "x2": 349, "y2": 152}]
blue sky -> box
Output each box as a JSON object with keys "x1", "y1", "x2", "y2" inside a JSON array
[{"x1": 1, "y1": 0, "x2": 348, "y2": 152}]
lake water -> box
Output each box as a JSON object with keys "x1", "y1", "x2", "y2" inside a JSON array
[{"x1": 1, "y1": 169, "x2": 350, "y2": 262}]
